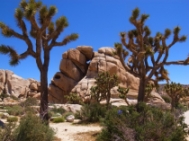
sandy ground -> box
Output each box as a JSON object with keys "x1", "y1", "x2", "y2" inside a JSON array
[
  {"x1": 50, "y1": 122, "x2": 102, "y2": 141},
  {"x1": 51, "y1": 111, "x2": 189, "y2": 141}
]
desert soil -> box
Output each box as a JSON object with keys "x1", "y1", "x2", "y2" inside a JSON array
[{"x1": 50, "y1": 122, "x2": 102, "y2": 141}]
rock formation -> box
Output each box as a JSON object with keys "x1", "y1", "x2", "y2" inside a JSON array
[
  {"x1": 48, "y1": 46, "x2": 164, "y2": 104},
  {"x1": 0, "y1": 70, "x2": 40, "y2": 99}
]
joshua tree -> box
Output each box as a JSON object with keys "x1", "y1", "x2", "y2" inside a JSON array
[
  {"x1": 115, "y1": 8, "x2": 189, "y2": 103},
  {"x1": 90, "y1": 72, "x2": 119, "y2": 108},
  {"x1": 0, "y1": 0, "x2": 78, "y2": 121},
  {"x1": 164, "y1": 82, "x2": 185, "y2": 109}
]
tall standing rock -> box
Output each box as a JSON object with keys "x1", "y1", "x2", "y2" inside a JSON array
[{"x1": 48, "y1": 46, "x2": 93, "y2": 103}]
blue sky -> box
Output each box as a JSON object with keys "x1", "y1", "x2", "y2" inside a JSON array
[{"x1": 0, "y1": 0, "x2": 189, "y2": 84}]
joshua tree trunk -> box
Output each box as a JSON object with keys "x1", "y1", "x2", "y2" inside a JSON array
[
  {"x1": 40, "y1": 68, "x2": 49, "y2": 121},
  {"x1": 38, "y1": 49, "x2": 50, "y2": 122},
  {"x1": 138, "y1": 77, "x2": 146, "y2": 102}
]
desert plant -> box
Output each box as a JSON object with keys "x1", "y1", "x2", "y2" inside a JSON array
[
  {"x1": 0, "y1": 122, "x2": 16, "y2": 141},
  {"x1": 50, "y1": 106, "x2": 66, "y2": 115},
  {"x1": 97, "y1": 103, "x2": 189, "y2": 141},
  {"x1": 79, "y1": 103, "x2": 107, "y2": 123},
  {"x1": 0, "y1": 0, "x2": 78, "y2": 121},
  {"x1": 117, "y1": 86, "x2": 130, "y2": 105},
  {"x1": 20, "y1": 97, "x2": 39, "y2": 107},
  {"x1": 0, "y1": 93, "x2": 9, "y2": 101},
  {"x1": 7, "y1": 116, "x2": 18, "y2": 122},
  {"x1": 52, "y1": 117, "x2": 64, "y2": 123},
  {"x1": 13, "y1": 112, "x2": 55, "y2": 141},
  {"x1": 65, "y1": 92, "x2": 83, "y2": 104},
  {"x1": 164, "y1": 82, "x2": 186, "y2": 109},
  {"x1": 7, "y1": 105, "x2": 24, "y2": 116},
  {"x1": 161, "y1": 94, "x2": 172, "y2": 103},
  {"x1": 90, "y1": 72, "x2": 119, "y2": 108},
  {"x1": 115, "y1": 8, "x2": 189, "y2": 103}
]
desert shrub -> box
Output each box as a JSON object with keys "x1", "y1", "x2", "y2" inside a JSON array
[
  {"x1": 161, "y1": 94, "x2": 171, "y2": 103},
  {"x1": 63, "y1": 111, "x2": 74, "y2": 119},
  {"x1": 65, "y1": 92, "x2": 83, "y2": 104},
  {"x1": 50, "y1": 106, "x2": 66, "y2": 115},
  {"x1": 52, "y1": 117, "x2": 64, "y2": 123},
  {"x1": 13, "y1": 112, "x2": 55, "y2": 141},
  {"x1": 10, "y1": 95, "x2": 19, "y2": 101},
  {"x1": 0, "y1": 122, "x2": 16, "y2": 141},
  {"x1": 79, "y1": 103, "x2": 107, "y2": 123},
  {"x1": 20, "y1": 97, "x2": 39, "y2": 107},
  {"x1": 97, "y1": 103, "x2": 189, "y2": 141},
  {"x1": 7, "y1": 105, "x2": 24, "y2": 116},
  {"x1": 0, "y1": 93, "x2": 9, "y2": 101},
  {"x1": 7, "y1": 116, "x2": 18, "y2": 122}
]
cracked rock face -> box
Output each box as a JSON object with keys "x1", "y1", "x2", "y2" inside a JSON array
[
  {"x1": 0, "y1": 70, "x2": 40, "y2": 99},
  {"x1": 48, "y1": 46, "x2": 164, "y2": 104}
]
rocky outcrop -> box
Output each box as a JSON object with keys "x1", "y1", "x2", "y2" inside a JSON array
[
  {"x1": 48, "y1": 46, "x2": 93, "y2": 103},
  {"x1": 0, "y1": 70, "x2": 40, "y2": 99},
  {"x1": 48, "y1": 46, "x2": 164, "y2": 104}
]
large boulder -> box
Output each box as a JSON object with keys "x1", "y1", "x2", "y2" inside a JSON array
[{"x1": 48, "y1": 46, "x2": 164, "y2": 104}]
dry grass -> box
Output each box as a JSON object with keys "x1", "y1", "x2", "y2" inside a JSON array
[{"x1": 72, "y1": 131, "x2": 100, "y2": 141}]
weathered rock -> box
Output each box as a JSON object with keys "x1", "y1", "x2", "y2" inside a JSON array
[
  {"x1": 51, "y1": 72, "x2": 76, "y2": 92},
  {"x1": 29, "y1": 82, "x2": 38, "y2": 91},
  {"x1": 76, "y1": 46, "x2": 93, "y2": 61},
  {"x1": 0, "y1": 70, "x2": 40, "y2": 100},
  {"x1": 48, "y1": 84, "x2": 66, "y2": 103},
  {"x1": 66, "y1": 115, "x2": 75, "y2": 122},
  {"x1": 59, "y1": 59, "x2": 83, "y2": 81}
]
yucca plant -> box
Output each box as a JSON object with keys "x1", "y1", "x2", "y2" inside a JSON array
[{"x1": 0, "y1": 0, "x2": 78, "y2": 122}]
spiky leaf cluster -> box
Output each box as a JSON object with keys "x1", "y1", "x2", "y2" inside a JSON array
[{"x1": 0, "y1": 0, "x2": 79, "y2": 66}]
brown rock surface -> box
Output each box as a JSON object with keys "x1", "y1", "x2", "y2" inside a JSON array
[
  {"x1": 0, "y1": 69, "x2": 40, "y2": 99},
  {"x1": 49, "y1": 46, "x2": 164, "y2": 104}
]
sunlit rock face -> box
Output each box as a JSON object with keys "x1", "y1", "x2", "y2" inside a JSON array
[
  {"x1": 0, "y1": 69, "x2": 40, "y2": 99},
  {"x1": 48, "y1": 46, "x2": 164, "y2": 104}
]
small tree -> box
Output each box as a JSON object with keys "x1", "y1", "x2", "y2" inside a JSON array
[
  {"x1": 115, "y1": 8, "x2": 189, "y2": 103},
  {"x1": 117, "y1": 86, "x2": 129, "y2": 105},
  {"x1": 0, "y1": 0, "x2": 78, "y2": 121},
  {"x1": 164, "y1": 82, "x2": 186, "y2": 109},
  {"x1": 90, "y1": 72, "x2": 119, "y2": 108}
]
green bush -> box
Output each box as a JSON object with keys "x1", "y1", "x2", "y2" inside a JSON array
[
  {"x1": 0, "y1": 122, "x2": 16, "y2": 141},
  {"x1": 7, "y1": 105, "x2": 24, "y2": 116},
  {"x1": 97, "y1": 103, "x2": 189, "y2": 141},
  {"x1": 52, "y1": 117, "x2": 64, "y2": 123},
  {"x1": 50, "y1": 106, "x2": 66, "y2": 115},
  {"x1": 7, "y1": 116, "x2": 18, "y2": 122},
  {"x1": 161, "y1": 94, "x2": 171, "y2": 103},
  {"x1": 20, "y1": 97, "x2": 39, "y2": 107},
  {"x1": 0, "y1": 93, "x2": 9, "y2": 101},
  {"x1": 79, "y1": 103, "x2": 107, "y2": 123},
  {"x1": 13, "y1": 112, "x2": 55, "y2": 141},
  {"x1": 65, "y1": 92, "x2": 83, "y2": 104}
]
